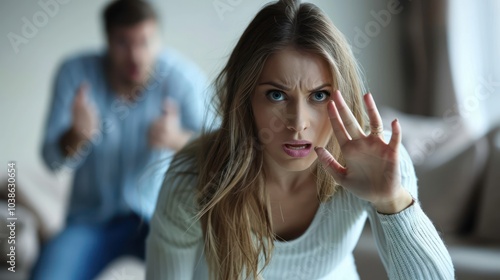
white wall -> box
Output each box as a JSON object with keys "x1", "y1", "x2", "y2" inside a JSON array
[{"x1": 0, "y1": 0, "x2": 405, "y2": 181}]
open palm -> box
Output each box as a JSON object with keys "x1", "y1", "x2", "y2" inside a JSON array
[{"x1": 315, "y1": 90, "x2": 410, "y2": 211}]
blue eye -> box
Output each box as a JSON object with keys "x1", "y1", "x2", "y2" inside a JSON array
[
  {"x1": 311, "y1": 91, "x2": 330, "y2": 102},
  {"x1": 266, "y1": 90, "x2": 286, "y2": 102}
]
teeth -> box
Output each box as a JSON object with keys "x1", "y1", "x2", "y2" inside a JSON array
[{"x1": 287, "y1": 144, "x2": 307, "y2": 150}]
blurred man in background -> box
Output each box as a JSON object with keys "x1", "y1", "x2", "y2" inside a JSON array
[{"x1": 30, "y1": 0, "x2": 209, "y2": 279}]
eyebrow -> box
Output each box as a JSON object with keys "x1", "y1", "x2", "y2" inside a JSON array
[{"x1": 258, "y1": 81, "x2": 332, "y2": 92}]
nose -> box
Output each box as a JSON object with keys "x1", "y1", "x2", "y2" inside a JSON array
[
  {"x1": 125, "y1": 43, "x2": 142, "y2": 64},
  {"x1": 285, "y1": 100, "x2": 309, "y2": 132},
  {"x1": 130, "y1": 47, "x2": 141, "y2": 63}
]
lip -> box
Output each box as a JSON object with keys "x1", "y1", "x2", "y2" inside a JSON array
[
  {"x1": 128, "y1": 67, "x2": 139, "y2": 76},
  {"x1": 282, "y1": 140, "x2": 312, "y2": 158}
]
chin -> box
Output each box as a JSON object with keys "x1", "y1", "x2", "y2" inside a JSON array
[
  {"x1": 128, "y1": 74, "x2": 144, "y2": 84},
  {"x1": 273, "y1": 154, "x2": 317, "y2": 172},
  {"x1": 122, "y1": 70, "x2": 146, "y2": 84}
]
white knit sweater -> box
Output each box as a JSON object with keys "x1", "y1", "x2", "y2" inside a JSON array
[{"x1": 145, "y1": 144, "x2": 455, "y2": 279}]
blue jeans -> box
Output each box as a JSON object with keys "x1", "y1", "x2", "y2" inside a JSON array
[{"x1": 30, "y1": 213, "x2": 149, "y2": 280}]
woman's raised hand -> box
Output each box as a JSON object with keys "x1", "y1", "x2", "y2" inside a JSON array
[{"x1": 314, "y1": 90, "x2": 413, "y2": 214}]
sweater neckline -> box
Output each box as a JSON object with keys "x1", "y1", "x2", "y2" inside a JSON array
[{"x1": 274, "y1": 202, "x2": 325, "y2": 247}]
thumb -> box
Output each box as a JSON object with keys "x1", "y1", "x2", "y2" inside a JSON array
[
  {"x1": 75, "y1": 81, "x2": 90, "y2": 104},
  {"x1": 162, "y1": 98, "x2": 179, "y2": 118},
  {"x1": 314, "y1": 146, "x2": 346, "y2": 182},
  {"x1": 79, "y1": 81, "x2": 90, "y2": 97}
]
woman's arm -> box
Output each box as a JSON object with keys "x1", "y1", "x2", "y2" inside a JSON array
[
  {"x1": 145, "y1": 165, "x2": 203, "y2": 280},
  {"x1": 366, "y1": 145, "x2": 454, "y2": 280},
  {"x1": 314, "y1": 91, "x2": 454, "y2": 279}
]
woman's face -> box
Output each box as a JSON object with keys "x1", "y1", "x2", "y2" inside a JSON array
[{"x1": 251, "y1": 47, "x2": 334, "y2": 172}]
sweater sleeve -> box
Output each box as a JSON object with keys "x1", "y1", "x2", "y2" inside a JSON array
[
  {"x1": 145, "y1": 161, "x2": 203, "y2": 280},
  {"x1": 366, "y1": 144, "x2": 455, "y2": 280}
]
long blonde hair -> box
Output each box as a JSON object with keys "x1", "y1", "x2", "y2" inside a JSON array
[{"x1": 169, "y1": 0, "x2": 367, "y2": 279}]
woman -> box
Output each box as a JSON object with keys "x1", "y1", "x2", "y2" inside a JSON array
[{"x1": 145, "y1": 0, "x2": 454, "y2": 279}]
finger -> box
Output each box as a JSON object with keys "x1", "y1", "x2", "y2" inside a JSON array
[
  {"x1": 75, "y1": 83, "x2": 96, "y2": 112},
  {"x1": 332, "y1": 90, "x2": 365, "y2": 139},
  {"x1": 162, "y1": 98, "x2": 179, "y2": 117},
  {"x1": 74, "y1": 85, "x2": 85, "y2": 105},
  {"x1": 78, "y1": 81, "x2": 90, "y2": 98},
  {"x1": 363, "y1": 93, "x2": 384, "y2": 138},
  {"x1": 328, "y1": 100, "x2": 350, "y2": 146},
  {"x1": 388, "y1": 119, "x2": 401, "y2": 152},
  {"x1": 314, "y1": 146, "x2": 346, "y2": 182}
]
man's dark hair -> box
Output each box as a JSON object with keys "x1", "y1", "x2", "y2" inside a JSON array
[{"x1": 103, "y1": 0, "x2": 158, "y2": 35}]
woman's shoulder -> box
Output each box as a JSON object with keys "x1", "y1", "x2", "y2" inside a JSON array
[
  {"x1": 150, "y1": 131, "x2": 228, "y2": 242},
  {"x1": 155, "y1": 130, "x2": 222, "y2": 217},
  {"x1": 151, "y1": 147, "x2": 204, "y2": 245},
  {"x1": 152, "y1": 154, "x2": 200, "y2": 237},
  {"x1": 160, "y1": 150, "x2": 200, "y2": 204}
]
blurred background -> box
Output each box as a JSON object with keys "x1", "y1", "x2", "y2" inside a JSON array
[{"x1": 0, "y1": 0, "x2": 499, "y2": 279}]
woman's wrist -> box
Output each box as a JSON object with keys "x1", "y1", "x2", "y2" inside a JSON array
[{"x1": 373, "y1": 188, "x2": 414, "y2": 215}]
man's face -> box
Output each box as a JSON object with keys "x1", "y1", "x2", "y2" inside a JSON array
[{"x1": 107, "y1": 19, "x2": 160, "y2": 85}]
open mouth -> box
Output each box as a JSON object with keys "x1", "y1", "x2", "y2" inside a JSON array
[
  {"x1": 284, "y1": 144, "x2": 312, "y2": 150},
  {"x1": 282, "y1": 142, "x2": 313, "y2": 158}
]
